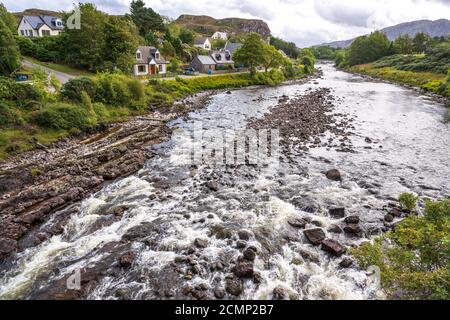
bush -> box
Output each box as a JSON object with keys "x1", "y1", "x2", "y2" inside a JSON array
[
  {"x1": 34, "y1": 103, "x2": 95, "y2": 130},
  {"x1": 351, "y1": 199, "x2": 450, "y2": 300},
  {"x1": 93, "y1": 73, "x2": 145, "y2": 106},
  {"x1": 0, "y1": 102, "x2": 23, "y2": 126},
  {"x1": 61, "y1": 77, "x2": 95, "y2": 102},
  {"x1": 399, "y1": 192, "x2": 418, "y2": 212}
]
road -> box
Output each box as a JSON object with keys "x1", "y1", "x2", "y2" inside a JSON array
[{"x1": 22, "y1": 60, "x2": 75, "y2": 84}]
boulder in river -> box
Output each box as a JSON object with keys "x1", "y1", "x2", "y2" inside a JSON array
[
  {"x1": 321, "y1": 239, "x2": 346, "y2": 257},
  {"x1": 287, "y1": 217, "x2": 307, "y2": 228},
  {"x1": 303, "y1": 228, "x2": 326, "y2": 245},
  {"x1": 344, "y1": 224, "x2": 362, "y2": 235},
  {"x1": 339, "y1": 257, "x2": 354, "y2": 268},
  {"x1": 344, "y1": 215, "x2": 360, "y2": 224},
  {"x1": 272, "y1": 286, "x2": 289, "y2": 300},
  {"x1": 325, "y1": 169, "x2": 342, "y2": 181},
  {"x1": 118, "y1": 251, "x2": 136, "y2": 269},
  {"x1": 232, "y1": 262, "x2": 254, "y2": 278},
  {"x1": 329, "y1": 208, "x2": 345, "y2": 218},
  {"x1": 194, "y1": 238, "x2": 208, "y2": 248},
  {"x1": 328, "y1": 224, "x2": 343, "y2": 234},
  {"x1": 206, "y1": 180, "x2": 219, "y2": 191},
  {"x1": 225, "y1": 277, "x2": 243, "y2": 296},
  {"x1": 243, "y1": 248, "x2": 257, "y2": 261},
  {"x1": 238, "y1": 230, "x2": 252, "y2": 240},
  {"x1": 384, "y1": 214, "x2": 394, "y2": 222}
]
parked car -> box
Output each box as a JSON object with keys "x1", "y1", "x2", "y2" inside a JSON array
[{"x1": 184, "y1": 67, "x2": 199, "y2": 76}]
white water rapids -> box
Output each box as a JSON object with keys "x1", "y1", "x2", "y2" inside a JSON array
[{"x1": 0, "y1": 63, "x2": 448, "y2": 300}]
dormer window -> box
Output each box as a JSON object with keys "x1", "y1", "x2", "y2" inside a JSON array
[
  {"x1": 155, "y1": 52, "x2": 160, "y2": 59},
  {"x1": 136, "y1": 51, "x2": 141, "y2": 60}
]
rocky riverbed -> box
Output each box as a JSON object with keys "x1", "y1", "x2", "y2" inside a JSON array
[{"x1": 0, "y1": 63, "x2": 448, "y2": 300}]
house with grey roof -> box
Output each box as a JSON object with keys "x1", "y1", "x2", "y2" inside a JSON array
[
  {"x1": 18, "y1": 15, "x2": 64, "y2": 37},
  {"x1": 223, "y1": 42, "x2": 243, "y2": 55},
  {"x1": 189, "y1": 55, "x2": 216, "y2": 73},
  {"x1": 134, "y1": 46, "x2": 168, "y2": 76},
  {"x1": 210, "y1": 50, "x2": 234, "y2": 69},
  {"x1": 194, "y1": 37, "x2": 212, "y2": 51}
]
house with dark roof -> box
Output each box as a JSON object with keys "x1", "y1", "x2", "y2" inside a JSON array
[
  {"x1": 189, "y1": 55, "x2": 216, "y2": 73},
  {"x1": 194, "y1": 37, "x2": 212, "y2": 51},
  {"x1": 134, "y1": 46, "x2": 168, "y2": 76},
  {"x1": 210, "y1": 50, "x2": 234, "y2": 69},
  {"x1": 18, "y1": 15, "x2": 64, "y2": 37},
  {"x1": 223, "y1": 42, "x2": 243, "y2": 55}
]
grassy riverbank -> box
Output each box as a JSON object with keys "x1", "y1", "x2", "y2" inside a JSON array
[
  {"x1": 0, "y1": 69, "x2": 309, "y2": 160},
  {"x1": 349, "y1": 63, "x2": 449, "y2": 98}
]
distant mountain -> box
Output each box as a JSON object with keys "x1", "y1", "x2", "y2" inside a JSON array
[
  {"x1": 13, "y1": 8, "x2": 63, "y2": 18},
  {"x1": 174, "y1": 14, "x2": 271, "y2": 40},
  {"x1": 320, "y1": 19, "x2": 450, "y2": 48}
]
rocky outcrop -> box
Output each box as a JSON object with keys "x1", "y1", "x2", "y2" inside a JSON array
[{"x1": 175, "y1": 14, "x2": 271, "y2": 40}]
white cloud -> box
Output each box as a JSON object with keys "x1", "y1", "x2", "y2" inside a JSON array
[{"x1": 3, "y1": 0, "x2": 450, "y2": 46}]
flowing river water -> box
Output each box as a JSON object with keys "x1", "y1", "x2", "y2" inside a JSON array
[{"x1": 0, "y1": 63, "x2": 449, "y2": 300}]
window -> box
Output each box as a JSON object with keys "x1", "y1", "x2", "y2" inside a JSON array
[
  {"x1": 155, "y1": 53, "x2": 160, "y2": 59},
  {"x1": 136, "y1": 51, "x2": 141, "y2": 60},
  {"x1": 138, "y1": 65, "x2": 146, "y2": 73},
  {"x1": 21, "y1": 30, "x2": 25, "y2": 36},
  {"x1": 42, "y1": 30, "x2": 50, "y2": 36},
  {"x1": 28, "y1": 30, "x2": 34, "y2": 37},
  {"x1": 158, "y1": 65, "x2": 163, "y2": 72}
]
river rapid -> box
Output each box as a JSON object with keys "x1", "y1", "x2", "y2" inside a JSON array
[{"x1": 0, "y1": 63, "x2": 448, "y2": 300}]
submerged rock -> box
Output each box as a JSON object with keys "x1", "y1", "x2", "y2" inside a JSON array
[
  {"x1": 194, "y1": 238, "x2": 208, "y2": 248},
  {"x1": 328, "y1": 224, "x2": 343, "y2": 234},
  {"x1": 232, "y1": 262, "x2": 254, "y2": 278},
  {"x1": 344, "y1": 215, "x2": 360, "y2": 224},
  {"x1": 272, "y1": 286, "x2": 289, "y2": 300},
  {"x1": 329, "y1": 207, "x2": 345, "y2": 218},
  {"x1": 325, "y1": 169, "x2": 342, "y2": 181}
]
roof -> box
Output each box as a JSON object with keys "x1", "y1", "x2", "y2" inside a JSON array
[
  {"x1": 210, "y1": 51, "x2": 234, "y2": 64},
  {"x1": 22, "y1": 15, "x2": 63, "y2": 31},
  {"x1": 194, "y1": 37, "x2": 209, "y2": 45},
  {"x1": 224, "y1": 42, "x2": 242, "y2": 54},
  {"x1": 195, "y1": 55, "x2": 216, "y2": 65},
  {"x1": 136, "y1": 46, "x2": 167, "y2": 64}
]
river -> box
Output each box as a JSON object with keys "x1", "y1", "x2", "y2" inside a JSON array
[{"x1": 0, "y1": 63, "x2": 448, "y2": 300}]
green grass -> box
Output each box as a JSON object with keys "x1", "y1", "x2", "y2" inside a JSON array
[
  {"x1": 349, "y1": 63, "x2": 448, "y2": 97},
  {"x1": 25, "y1": 57, "x2": 95, "y2": 77}
]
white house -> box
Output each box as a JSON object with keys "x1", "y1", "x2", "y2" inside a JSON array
[
  {"x1": 211, "y1": 31, "x2": 228, "y2": 40},
  {"x1": 194, "y1": 37, "x2": 212, "y2": 51},
  {"x1": 133, "y1": 46, "x2": 168, "y2": 76},
  {"x1": 18, "y1": 15, "x2": 64, "y2": 37}
]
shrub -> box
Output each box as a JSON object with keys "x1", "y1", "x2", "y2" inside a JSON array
[
  {"x1": 61, "y1": 77, "x2": 95, "y2": 102},
  {"x1": 399, "y1": 192, "x2": 418, "y2": 212},
  {"x1": 351, "y1": 199, "x2": 450, "y2": 300},
  {"x1": 34, "y1": 103, "x2": 95, "y2": 130},
  {"x1": 0, "y1": 102, "x2": 23, "y2": 126},
  {"x1": 421, "y1": 80, "x2": 443, "y2": 93}
]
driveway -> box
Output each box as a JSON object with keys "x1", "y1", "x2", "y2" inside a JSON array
[{"x1": 22, "y1": 60, "x2": 75, "y2": 84}]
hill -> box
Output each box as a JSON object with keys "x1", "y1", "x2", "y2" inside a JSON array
[
  {"x1": 321, "y1": 19, "x2": 450, "y2": 48},
  {"x1": 174, "y1": 14, "x2": 271, "y2": 40},
  {"x1": 13, "y1": 8, "x2": 63, "y2": 18}
]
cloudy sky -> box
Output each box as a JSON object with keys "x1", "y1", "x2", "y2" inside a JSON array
[{"x1": 4, "y1": 0, "x2": 450, "y2": 46}]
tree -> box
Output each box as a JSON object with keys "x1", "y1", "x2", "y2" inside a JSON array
[
  {"x1": 179, "y1": 29, "x2": 195, "y2": 45},
  {"x1": 61, "y1": 3, "x2": 108, "y2": 71},
  {"x1": 394, "y1": 34, "x2": 413, "y2": 54},
  {"x1": 0, "y1": 3, "x2": 16, "y2": 33},
  {"x1": 128, "y1": 0, "x2": 165, "y2": 37},
  {"x1": 270, "y1": 36, "x2": 299, "y2": 59},
  {"x1": 168, "y1": 59, "x2": 180, "y2": 73},
  {"x1": 160, "y1": 40, "x2": 176, "y2": 58},
  {"x1": 413, "y1": 32, "x2": 432, "y2": 53},
  {"x1": 103, "y1": 16, "x2": 141, "y2": 72},
  {"x1": 233, "y1": 33, "x2": 266, "y2": 75},
  {"x1": 346, "y1": 31, "x2": 391, "y2": 66},
  {"x1": 262, "y1": 44, "x2": 285, "y2": 72},
  {"x1": 0, "y1": 18, "x2": 21, "y2": 76}
]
